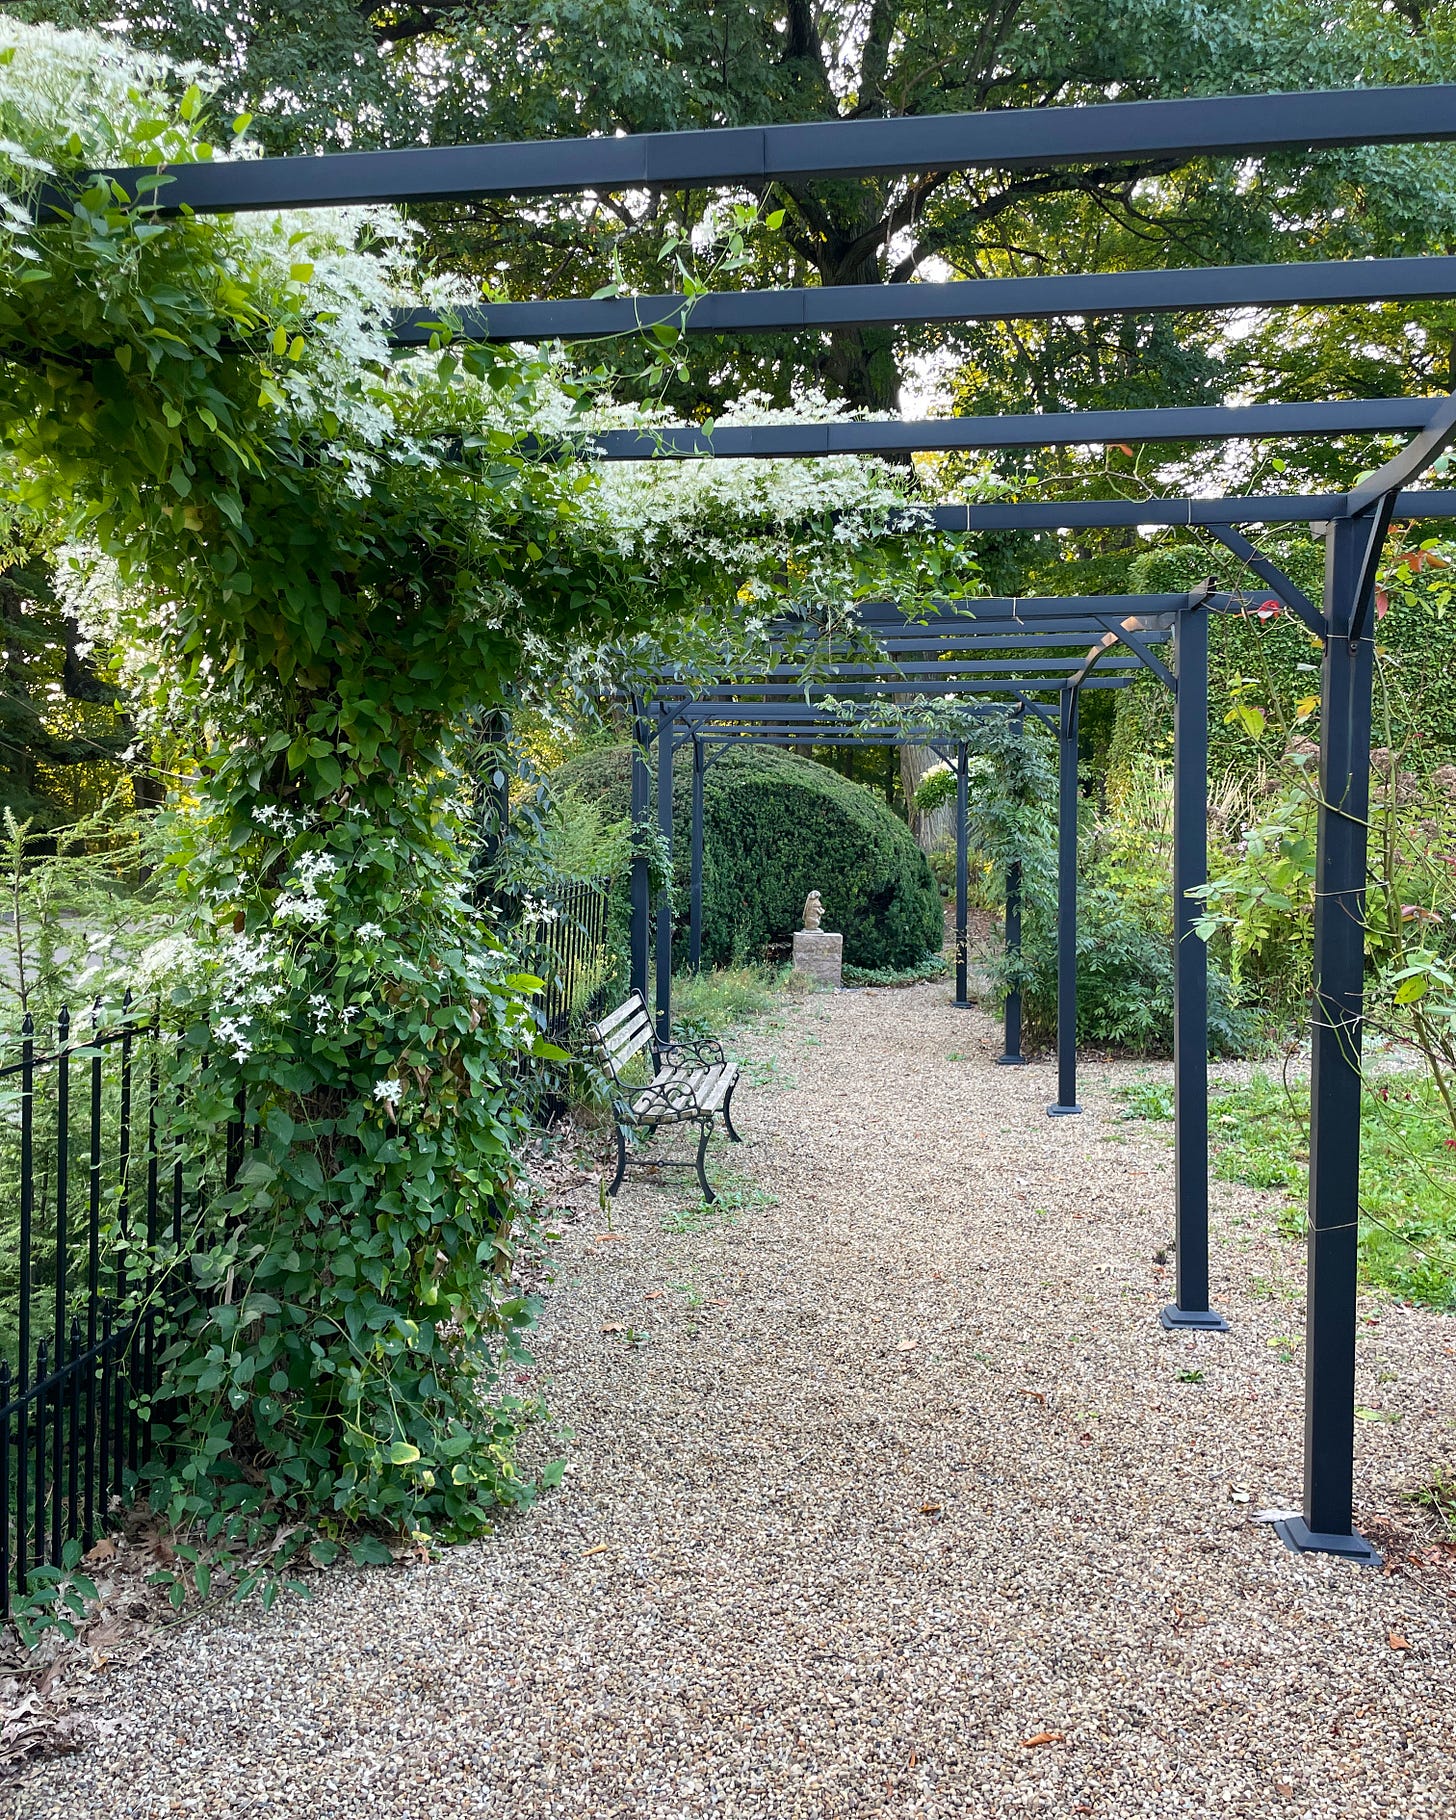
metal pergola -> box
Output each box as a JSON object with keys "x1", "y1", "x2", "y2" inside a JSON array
[{"x1": 86, "y1": 80, "x2": 1456, "y2": 1568}]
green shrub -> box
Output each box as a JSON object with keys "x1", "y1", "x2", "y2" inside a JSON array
[
  {"x1": 556, "y1": 743, "x2": 943, "y2": 971},
  {"x1": 1010, "y1": 878, "x2": 1252, "y2": 1056}
]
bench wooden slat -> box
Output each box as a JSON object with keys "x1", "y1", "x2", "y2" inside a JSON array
[
  {"x1": 628, "y1": 1061, "x2": 738, "y2": 1122},
  {"x1": 596, "y1": 1017, "x2": 653, "y2": 1077},
  {"x1": 595, "y1": 993, "x2": 648, "y2": 1039}
]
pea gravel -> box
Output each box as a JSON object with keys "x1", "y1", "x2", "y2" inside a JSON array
[{"x1": 12, "y1": 982, "x2": 1456, "y2": 1820}]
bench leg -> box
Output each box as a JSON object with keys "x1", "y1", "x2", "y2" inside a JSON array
[
  {"x1": 608, "y1": 1125, "x2": 628, "y2": 1196},
  {"x1": 695, "y1": 1121, "x2": 716, "y2": 1204},
  {"x1": 722, "y1": 1080, "x2": 742, "y2": 1143}
]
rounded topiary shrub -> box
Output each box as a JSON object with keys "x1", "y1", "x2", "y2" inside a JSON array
[{"x1": 556, "y1": 743, "x2": 943, "y2": 971}]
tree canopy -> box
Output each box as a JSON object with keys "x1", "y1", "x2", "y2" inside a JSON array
[{"x1": 24, "y1": 0, "x2": 1456, "y2": 424}]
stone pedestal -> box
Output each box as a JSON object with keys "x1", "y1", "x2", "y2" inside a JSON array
[{"x1": 792, "y1": 928, "x2": 843, "y2": 988}]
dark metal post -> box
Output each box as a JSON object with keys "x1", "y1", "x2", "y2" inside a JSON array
[
  {"x1": 655, "y1": 705, "x2": 674, "y2": 1041},
  {"x1": 998, "y1": 709, "x2": 1027, "y2": 1065},
  {"x1": 1048, "y1": 689, "x2": 1081, "y2": 1115},
  {"x1": 953, "y1": 742, "x2": 970, "y2": 1007},
  {"x1": 1162, "y1": 604, "x2": 1227, "y2": 1330},
  {"x1": 998, "y1": 860, "x2": 1026, "y2": 1064},
  {"x1": 689, "y1": 734, "x2": 705, "y2": 974},
  {"x1": 629, "y1": 695, "x2": 650, "y2": 1005},
  {"x1": 1272, "y1": 513, "x2": 1382, "y2": 1565}
]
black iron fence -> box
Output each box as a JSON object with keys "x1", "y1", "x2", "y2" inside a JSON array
[
  {"x1": 528, "y1": 877, "x2": 614, "y2": 1041},
  {"x1": 0, "y1": 901, "x2": 606, "y2": 1617},
  {"x1": 0, "y1": 999, "x2": 236, "y2": 1616}
]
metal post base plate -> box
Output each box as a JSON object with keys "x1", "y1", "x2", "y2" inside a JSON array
[
  {"x1": 1268, "y1": 1515, "x2": 1382, "y2": 1568},
  {"x1": 1159, "y1": 1304, "x2": 1230, "y2": 1332},
  {"x1": 1046, "y1": 1103, "x2": 1082, "y2": 1117},
  {"x1": 951, "y1": 998, "x2": 975, "y2": 1010},
  {"x1": 995, "y1": 1054, "x2": 1028, "y2": 1066}
]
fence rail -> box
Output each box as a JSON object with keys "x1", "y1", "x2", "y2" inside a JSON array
[{"x1": 0, "y1": 1000, "x2": 237, "y2": 1614}]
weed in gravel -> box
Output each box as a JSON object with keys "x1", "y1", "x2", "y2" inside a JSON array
[
  {"x1": 1175, "y1": 1369, "x2": 1206, "y2": 1383},
  {"x1": 660, "y1": 1172, "x2": 774, "y2": 1234},
  {"x1": 735, "y1": 1055, "x2": 798, "y2": 1091},
  {"x1": 1115, "y1": 1079, "x2": 1175, "y2": 1121},
  {"x1": 1409, "y1": 1467, "x2": 1456, "y2": 1536}
]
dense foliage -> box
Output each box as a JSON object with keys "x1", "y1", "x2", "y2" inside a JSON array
[
  {"x1": 0, "y1": 20, "x2": 973, "y2": 1583},
  {"x1": 556, "y1": 742, "x2": 944, "y2": 971}
]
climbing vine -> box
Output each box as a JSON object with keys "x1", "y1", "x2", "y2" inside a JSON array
[{"x1": 0, "y1": 20, "x2": 978, "y2": 1583}]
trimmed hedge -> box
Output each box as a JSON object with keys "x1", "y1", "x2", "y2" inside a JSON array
[{"x1": 557, "y1": 743, "x2": 943, "y2": 971}]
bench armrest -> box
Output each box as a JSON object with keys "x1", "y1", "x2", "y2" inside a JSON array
[{"x1": 656, "y1": 1035, "x2": 726, "y2": 1069}]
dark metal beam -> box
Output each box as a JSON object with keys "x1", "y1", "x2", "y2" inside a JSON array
[
  {"x1": 481, "y1": 401, "x2": 1442, "y2": 457},
  {"x1": 1203, "y1": 526, "x2": 1325, "y2": 638},
  {"x1": 629, "y1": 698, "x2": 651, "y2": 1004},
  {"x1": 954, "y1": 743, "x2": 970, "y2": 1011},
  {"x1": 922, "y1": 489, "x2": 1456, "y2": 533},
  {"x1": 655, "y1": 704, "x2": 673, "y2": 1042},
  {"x1": 689, "y1": 736, "x2": 705, "y2": 975},
  {"x1": 1346, "y1": 389, "x2": 1456, "y2": 517},
  {"x1": 1049, "y1": 688, "x2": 1082, "y2": 1119},
  {"x1": 851, "y1": 591, "x2": 1225, "y2": 624},
  {"x1": 82, "y1": 87, "x2": 1456, "y2": 220},
  {"x1": 89, "y1": 85, "x2": 1456, "y2": 226},
  {"x1": 405, "y1": 262, "x2": 1456, "y2": 347},
  {"x1": 1273, "y1": 516, "x2": 1382, "y2": 1566}
]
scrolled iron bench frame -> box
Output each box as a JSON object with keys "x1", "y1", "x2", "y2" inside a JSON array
[{"x1": 587, "y1": 990, "x2": 741, "y2": 1202}]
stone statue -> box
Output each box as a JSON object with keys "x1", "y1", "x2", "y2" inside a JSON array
[{"x1": 793, "y1": 890, "x2": 841, "y2": 988}]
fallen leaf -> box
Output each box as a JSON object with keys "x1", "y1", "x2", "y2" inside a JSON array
[
  {"x1": 581, "y1": 1544, "x2": 610, "y2": 1558},
  {"x1": 1388, "y1": 1631, "x2": 1410, "y2": 1650},
  {"x1": 896, "y1": 1340, "x2": 918, "y2": 1353},
  {"x1": 84, "y1": 1539, "x2": 118, "y2": 1564},
  {"x1": 1020, "y1": 1389, "x2": 1046, "y2": 1405},
  {"x1": 1020, "y1": 1731, "x2": 1065, "y2": 1748},
  {"x1": 600, "y1": 1322, "x2": 625, "y2": 1334},
  {"x1": 1275, "y1": 1783, "x2": 1294, "y2": 1798},
  {"x1": 920, "y1": 1503, "x2": 942, "y2": 1515},
  {"x1": 707, "y1": 1298, "x2": 728, "y2": 1307},
  {"x1": 643, "y1": 1291, "x2": 663, "y2": 1300},
  {"x1": 594, "y1": 1232, "x2": 628, "y2": 1244}
]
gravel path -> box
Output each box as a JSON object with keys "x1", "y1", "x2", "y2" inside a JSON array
[{"x1": 13, "y1": 982, "x2": 1456, "y2": 1820}]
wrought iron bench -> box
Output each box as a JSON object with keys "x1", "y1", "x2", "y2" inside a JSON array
[{"x1": 586, "y1": 989, "x2": 742, "y2": 1202}]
